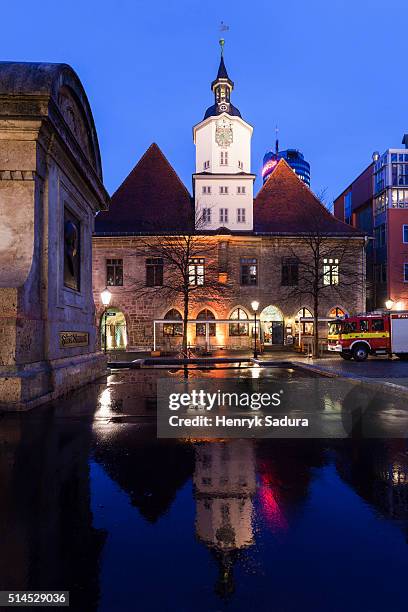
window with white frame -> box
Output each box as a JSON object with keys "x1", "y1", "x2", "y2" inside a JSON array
[
  {"x1": 237, "y1": 186, "x2": 246, "y2": 195},
  {"x1": 404, "y1": 263, "x2": 408, "y2": 282},
  {"x1": 237, "y1": 208, "x2": 246, "y2": 223},
  {"x1": 220, "y1": 151, "x2": 228, "y2": 166},
  {"x1": 202, "y1": 208, "x2": 212, "y2": 224},
  {"x1": 202, "y1": 186, "x2": 211, "y2": 195},
  {"x1": 203, "y1": 160, "x2": 210, "y2": 170},
  {"x1": 403, "y1": 224, "x2": 408, "y2": 243},
  {"x1": 220, "y1": 186, "x2": 228, "y2": 195},
  {"x1": 189, "y1": 258, "x2": 205, "y2": 285},
  {"x1": 323, "y1": 258, "x2": 339, "y2": 285},
  {"x1": 220, "y1": 208, "x2": 229, "y2": 223}
]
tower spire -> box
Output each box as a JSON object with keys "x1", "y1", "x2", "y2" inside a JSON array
[{"x1": 211, "y1": 40, "x2": 234, "y2": 114}]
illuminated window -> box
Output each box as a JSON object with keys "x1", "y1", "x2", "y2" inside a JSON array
[
  {"x1": 323, "y1": 258, "x2": 339, "y2": 285},
  {"x1": 220, "y1": 208, "x2": 228, "y2": 223},
  {"x1": 328, "y1": 307, "x2": 346, "y2": 318},
  {"x1": 196, "y1": 309, "x2": 216, "y2": 336},
  {"x1": 189, "y1": 258, "x2": 205, "y2": 285},
  {"x1": 229, "y1": 308, "x2": 249, "y2": 336},
  {"x1": 295, "y1": 307, "x2": 313, "y2": 336},
  {"x1": 106, "y1": 259, "x2": 123, "y2": 286},
  {"x1": 163, "y1": 309, "x2": 183, "y2": 337},
  {"x1": 240, "y1": 258, "x2": 257, "y2": 285},
  {"x1": 237, "y1": 208, "x2": 246, "y2": 223}
]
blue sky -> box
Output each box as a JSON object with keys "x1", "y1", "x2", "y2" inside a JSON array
[{"x1": 1, "y1": 0, "x2": 407, "y2": 204}]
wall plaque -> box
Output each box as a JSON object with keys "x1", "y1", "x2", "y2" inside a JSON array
[{"x1": 59, "y1": 331, "x2": 89, "y2": 348}]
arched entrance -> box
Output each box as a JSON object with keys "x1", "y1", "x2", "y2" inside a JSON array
[
  {"x1": 260, "y1": 305, "x2": 284, "y2": 346},
  {"x1": 101, "y1": 308, "x2": 127, "y2": 351}
]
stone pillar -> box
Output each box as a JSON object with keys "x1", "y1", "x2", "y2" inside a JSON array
[{"x1": 0, "y1": 62, "x2": 109, "y2": 409}]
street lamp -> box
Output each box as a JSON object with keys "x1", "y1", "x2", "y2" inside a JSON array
[
  {"x1": 385, "y1": 298, "x2": 394, "y2": 311},
  {"x1": 251, "y1": 300, "x2": 259, "y2": 359},
  {"x1": 100, "y1": 287, "x2": 112, "y2": 354}
]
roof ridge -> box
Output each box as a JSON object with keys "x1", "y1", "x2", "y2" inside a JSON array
[{"x1": 111, "y1": 143, "x2": 191, "y2": 200}]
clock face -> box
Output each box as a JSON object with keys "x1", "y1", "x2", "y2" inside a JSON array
[
  {"x1": 218, "y1": 102, "x2": 228, "y2": 112},
  {"x1": 215, "y1": 119, "x2": 233, "y2": 147}
]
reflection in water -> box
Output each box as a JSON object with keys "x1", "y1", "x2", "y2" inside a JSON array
[
  {"x1": 0, "y1": 408, "x2": 105, "y2": 612},
  {"x1": 1, "y1": 368, "x2": 408, "y2": 611},
  {"x1": 194, "y1": 441, "x2": 256, "y2": 596}
]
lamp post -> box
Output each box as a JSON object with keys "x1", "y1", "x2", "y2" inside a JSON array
[
  {"x1": 385, "y1": 298, "x2": 394, "y2": 311},
  {"x1": 100, "y1": 288, "x2": 112, "y2": 354},
  {"x1": 251, "y1": 300, "x2": 259, "y2": 359}
]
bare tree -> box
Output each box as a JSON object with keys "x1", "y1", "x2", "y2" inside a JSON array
[
  {"x1": 129, "y1": 206, "x2": 230, "y2": 356},
  {"x1": 283, "y1": 206, "x2": 366, "y2": 357}
]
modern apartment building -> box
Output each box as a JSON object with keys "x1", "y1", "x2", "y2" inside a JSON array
[{"x1": 334, "y1": 136, "x2": 408, "y2": 311}]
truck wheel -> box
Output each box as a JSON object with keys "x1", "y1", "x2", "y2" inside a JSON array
[
  {"x1": 352, "y1": 344, "x2": 369, "y2": 362},
  {"x1": 340, "y1": 353, "x2": 352, "y2": 360}
]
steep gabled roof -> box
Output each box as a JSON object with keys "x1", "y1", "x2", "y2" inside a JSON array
[
  {"x1": 95, "y1": 143, "x2": 192, "y2": 234},
  {"x1": 254, "y1": 159, "x2": 364, "y2": 236}
]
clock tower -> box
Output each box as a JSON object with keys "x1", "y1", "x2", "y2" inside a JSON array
[{"x1": 193, "y1": 41, "x2": 255, "y2": 231}]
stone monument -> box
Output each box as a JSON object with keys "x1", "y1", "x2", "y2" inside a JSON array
[{"x1": 0, "y1": 62, "x2": 109, "y2": 409}]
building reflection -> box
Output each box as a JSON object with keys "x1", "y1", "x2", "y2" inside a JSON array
[
  {"x1": 0, "y1": 400, "x2": 105, "y2": 611},
  {"x1": 193, "y1": 440, "x2": 256, "y2": 597},
  {"x1": 334, "y1": 438, "x2": 408, "y2": 539},
  {"x1": 93, "y1": 425, "x2": 194, "y2": 522}
]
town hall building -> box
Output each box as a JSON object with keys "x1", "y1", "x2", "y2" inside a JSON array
[{"x1": 92, "y1": 45, "x2": 367, "y2": 353}]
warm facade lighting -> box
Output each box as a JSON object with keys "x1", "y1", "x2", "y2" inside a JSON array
[
  {"x1": 385, "y1": 299, "x2": 394, "y2": 310},
  {"x1": 251, "y1": 300, "x2": 259, "y2": 312}
]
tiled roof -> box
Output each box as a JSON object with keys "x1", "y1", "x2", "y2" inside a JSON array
[
  {"x1": 94, "y1": 143, "x2": 193, "y2": 234},
  {"x1": 254, "y1": 160, "x2": 364, "y2": 235}
]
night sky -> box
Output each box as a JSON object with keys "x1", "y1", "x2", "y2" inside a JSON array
[{"x1": 2, "y1": 0, "x2": 407, "y2": 205}]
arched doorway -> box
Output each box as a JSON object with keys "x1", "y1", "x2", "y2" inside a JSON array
[
  {"x1": 260, "y1": 305, "x2": 284, "y2": 346},
  {"x1": 101, "y1": 308, "x2": 127, "y2": 351}
]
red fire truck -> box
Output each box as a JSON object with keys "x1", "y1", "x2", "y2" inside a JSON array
[{"x1": 328, "y1": 312, "x2": 408, "y2": 361}]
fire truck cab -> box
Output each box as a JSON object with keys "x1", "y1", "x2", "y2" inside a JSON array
[{"x1": 328, "y1": 312, "x2": 408, "y2": 361}]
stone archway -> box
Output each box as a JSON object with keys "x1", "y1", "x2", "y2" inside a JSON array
[
  {"x1": 259, "y1": 305, "x2": 284, "y2": 346},
  {"x1": 101, "y1": 308, "x2": 128, "y2": 351}
]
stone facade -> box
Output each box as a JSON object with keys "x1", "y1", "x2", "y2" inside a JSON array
[
  {"x1": 93, "y1": 234, "x2": 365, "y2": 352},
  {"x1": 0, "y1": 63, "x2": 109, "y2": 409}
]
